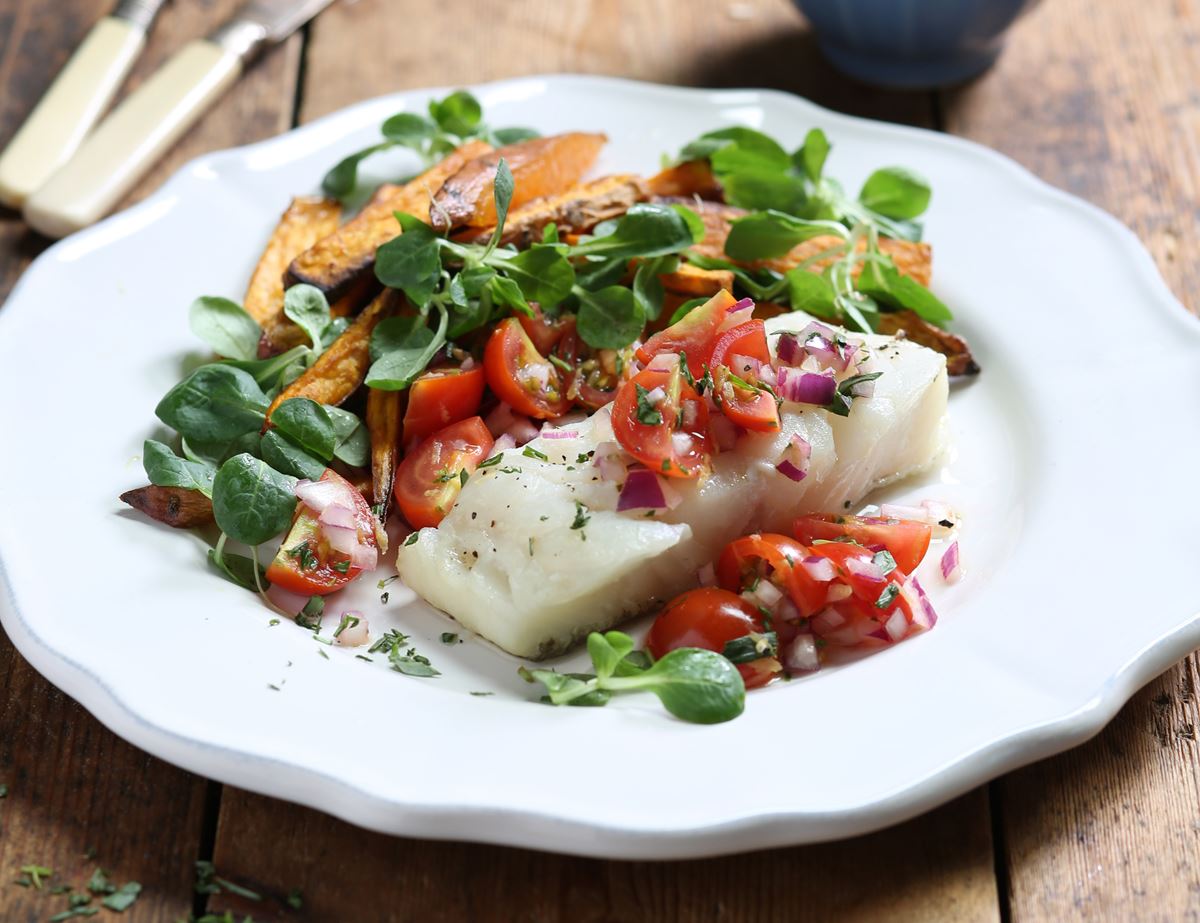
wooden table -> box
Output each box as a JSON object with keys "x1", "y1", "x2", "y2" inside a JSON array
[{"x1": 1, "y1": 1, "x2": 1197, "y2": 919}]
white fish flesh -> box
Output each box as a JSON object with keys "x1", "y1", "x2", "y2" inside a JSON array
[{"x1": 395, "y1": 314, "x2": 948, "y2": 659}]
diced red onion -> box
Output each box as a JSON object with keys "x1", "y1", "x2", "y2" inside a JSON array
[
  {"x1": 775, "y1": 596, "x2": 801, "y2": 624},
  {"x1": 594, "y1": 441, "x2": 627, "y2": 482},
  {"x1": 757, "y1": 364, "x2": 777, "y2": 387},
  {"x1": 812, "y1": 607, "x2": 846, "y2": 632},
  {"x1": 751, "y1": 579, "x2": 783, "y2": 608},
  {"x1": 783, "y1": 634, "x2": 820, "y2": 673},
  {"x1": 492, "y1": 434, "x2": 516, "y2": 453},
  {"x1": 709, "y1": 414, "x2": 740, "y2": 451},
  {"x1": 335, "y1": 611, "x2": 370, "y2": 647},
  {"x1": 776, "y1": 459, "x2": 807, "y2": 482},
  {"x1": 802, "y1": 556, "x2": 836, "y2": 582},
  {"x1": 719, "y1": 298, "x2": 755, "y2": 332},
  {"x1": 941, "y1": 541, "x2": 962, "y2": 583},
  {"x1": 647, "y1": 352, "x2": 680, "y2": 372},
  {"x1": 266, "y1": 583, "x2": 308, "y2": 617},
  {"x1": 671, "y1": 432, "x2": 693, "y2": 455},
  {"x1": 617, "y1": 468, "x2": 669, "y2": 511},
  {"x1": 922, "y1": 499, "x2": 953, "y2": 523},
  {"x1": 460, "y1": 355, "x2": 476, "y2": 371},
  {"x1": 905, "y1": 575, "x2": 939, "y2": 630},
  {"x1": 645, "y1": 386, "x2": 666, "y2": 407},
  {"x1": 775, "y1": 366, "x2": 836, "y2": 405},
  {"x1": 880, "y1": 502, "x2": 934, "y2": 523},
  {"x1": 845, "y1": 556, "x2": 885, "y2": 582},
  {"x1": 487, "y1": 402, "x2": 539, "y2": 446},
  {"x1": 884, "y1": 609, "x2": 908, "y2": 642},
  {"x1": 681, "y1": 400, "x2": 701, "y2": 430},
  {"x1": 776, "y1": 333, "x2": 801, "y2": 365},
  {"x1": 319, "y1": 504, "x2": 356, "y2": 530},
  {"x1": 866, "y1": 626, "x2": 890, "y2": 642},
  {"x1": 294, "y1": 477, "x2": 350, "y2": 514},
  {"x1": 697, "y1": 562, "x2": 716, "y2": 587},
  {"x1": 730, "y1": 297, "x2": 754, "y2": 313}
]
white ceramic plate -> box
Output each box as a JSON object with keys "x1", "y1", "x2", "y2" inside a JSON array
[{"x1": 2, "y1": 76, "x2": 1198, "y2": 860}]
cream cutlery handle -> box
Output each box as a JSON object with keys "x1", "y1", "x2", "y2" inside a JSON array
[
  {"x1": 0, "y1": 17, "x2": 147, "y2": 209},
  {"x1": 23, "y1": 39, "x2": 243, "y2": 239}
]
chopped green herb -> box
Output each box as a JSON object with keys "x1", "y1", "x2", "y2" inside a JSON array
[
  {"x1": 355, "y1": 654, "x2": 373, "y2": 662},
  {"x1": 469, "y1": 691, "x2": 494, "y2": 696},
  {"x1": 287, "y1": 888, "x2": 304, "y2": 910},
  {"x1": 459, "y1": 468, "x2": 469, "y2": 488},
  {"x1": 571, "y1": 501, "x2": 590, "y2": 531},
  {"x1": 440, "y1": 632, "x2": 460, "y2": 644},
  {"x1": 721, "y1": 631, "x2": 778, "y2": 664},
  {"x1": 875, "y1": 583, "x2": 900, "y2": 609},
  {"x1": 528, "y1": 536, "x2": 535, "y2": 556},
  {"x1": 268, "y1": 618, "x2": 280, "y2": 626},
  {"x1": 287, "y1": 541, "x2": 318, "y2": 571},
  {"x1": 380, "y1": 592, "x2": 390, "y2": 604},
  {"x1": 369, "y1": 628, "x2": 410, "y2": 655},
  {"x1": 390, "y1": 644, "x2": 441, "y2": 677},
  {"x1": 522, "y1": 445, "x2": 549, "y2": 461},
  {"x1": 404, "y1": 532, "x2": 420, "y2": 546},
  {"x1": 575, "y1": 451, "x2": 593, "y2": 464},
  {"x1": 332, "y1": 559, "x2": 351, "y2": 574},
  {"x1": 634, "y1": 383, "x2": 664, "y2": 425},
  {"x1": 334, "y1": 613, "x2": 361, "y2": 639},
  {"x1": 101, "y1": 881, "x2": 142, "y2": 912},
  {"x1": 20, "y1": 865, "x2": 52, "y2": 889},
  {"x1": 872, "y1": 550, "x2": 897, "y2": 576},
  {"x1": 478, "y1": 453, "x2": 504, "y2": 469}
]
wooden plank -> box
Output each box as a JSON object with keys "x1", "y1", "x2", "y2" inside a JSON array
[
  {"x1": 208, "y1": 7, "x2": 998, "y2": 923},
  {"x1": 209, "y1": 785, "x2": 998, "y2": 922},
  {"x1": 940, "y1": 0, "x2": 1200, "y2": 918},
  {"x1": 0, "y1": 0, "x2": 303, "y2": 918},
  {"x1": 299, "y1": 0, "x2": 935, "y2": 127}
]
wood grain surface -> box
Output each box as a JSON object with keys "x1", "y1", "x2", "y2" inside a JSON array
[{"x1": 1, "y1": 0, "x2": 1198, "y2": 920}]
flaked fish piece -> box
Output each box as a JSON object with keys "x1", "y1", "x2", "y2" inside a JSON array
[{"x1": 396, "y1": 313, "x2": 948, "y2": 659}]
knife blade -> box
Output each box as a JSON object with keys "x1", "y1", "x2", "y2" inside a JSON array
[
  {"x1": 24, "y1": 0, "x2": 336, "y2": 239},
  {"x1": 0, "y1": 0, "x2": 168, "y2": 208}
]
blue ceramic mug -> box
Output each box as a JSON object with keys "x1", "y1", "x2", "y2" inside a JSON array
[{"x1": 791, "y1": 0, "x2": 1041, "y2": 88}]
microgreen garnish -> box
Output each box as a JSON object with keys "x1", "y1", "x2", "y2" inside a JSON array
[{"x1": 520, "y1": 631, "x2": 744, "y2": 723}]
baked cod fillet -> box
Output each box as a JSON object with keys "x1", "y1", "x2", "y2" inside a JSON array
[{"x1": 396, "y1": 314, "x2": 948, "y2": 659}]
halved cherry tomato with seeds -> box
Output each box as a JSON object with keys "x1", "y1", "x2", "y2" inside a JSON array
[
  {"x1": 483, "y1": 317, "x2": 571, "y2": 419},
  {"x1": 708, "y1": 319, "x2": 771, "y2": 370},
  {"x1": 646, "y1": 587, "x2": 780, "y2": 688},
  {"x1": 265, "y1": 469, "x2": 378, "y2": 597},
  {"x1": 716, "y1": 533, "x2": 826, "y2": 617},
  {"x1": 794, "y1": 514, "x2": 932, "y2": 575},
  {"x1": 393, "y1": 416, "x2": 494, "y2": 529},
  {"x1": 611, "y1": 366, "x2": 710, "y2": 478},
  {"x1": 713, "y1": 365, "x2": 780, "y2": 432},
  {"x1": 636, "y1": 290, "x2": 741, "y2": 377},
  {"x1": 403, "y1": 365, "x2": 486, "y2": 444},
  {"x1": 517, "y1": 303, "x2": 574, "y2": 355}
]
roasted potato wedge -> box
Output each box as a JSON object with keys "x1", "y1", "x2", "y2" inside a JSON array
[
  {"x1": 287, "y1": 141, "x2": 493, "y2": 298},
  {"x1": 646, "y1": 160, "x2": 722, "y2": 199},
  {"x1": 432, "y1": 132, "x2": 606, "y2": 232},
  {"x1": 875, "y1": 309, "x2": 980, "y2": 376},
  {"x1": 260, "y1": 275, "x2": 379, "y2": 356},
  {"x1": 265, "y1": 289, "x2": 397, "y2": 422},
  {"x1": 461, "y1": 174, "x2": 649, "y2": 248},
  {"x1": 243, "y1": 196, "x2": 341, "y2": 326},
  {"x1": 366, "y1": 388, "x2": 402, "y2": 520},
  {"x1": 120, "y1": 485, "x2": 214, "y2": 529}
]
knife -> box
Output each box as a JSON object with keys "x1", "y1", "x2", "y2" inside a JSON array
[
  {"x1": 0, "y1": 0, "x2": 168, "y2": 209},
  {"x1": 23, "y1": 0, "x2": 334, "y2": 239}
]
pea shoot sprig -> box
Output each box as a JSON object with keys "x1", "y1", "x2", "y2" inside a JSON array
[
  {"x1": 322, "y1": 89, "x2": 539, "y2": 199},
  {"x1": 363, "y1": 159, "x2": 704, "y2": 390},
  {"x1": 520, "y1": 630, "x2": 745, "y2": 724},
  {"x1": 673, "y1": 126, "x2": 951, "y2": 333}
]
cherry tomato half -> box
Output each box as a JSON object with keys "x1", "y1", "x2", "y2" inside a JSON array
[
  {"x1": 265, "y1": 469, "x2": 378, "y2": 596},
  {"x1": 555, "y1": 326, "x2": 620, "y2": 411},
  {"x1": 708, "y1": 319, "x2": 771, "y2": 370},
  {"x1": 636, "y1": 289, "x2": 739, "y2": 378},
  {"x1": 483, "y1": 318, "x2": 571, "y2": 420},
  {"x1": 646, "y1": 587, "x2": 780, "y2": 688},
  {"x1": 716, "y1": 533, "x2": 827, "y2": 617},
  {"x1": 611, "y1": 365, "x2": 710, "y2": 478},
  {"x1": 517, "y1": 303, "x2": 574, "y2": 356},
  {"x1": 795, "y1": 514, "x2": 932, "y2": 575},
  {"x1": 393, "y1": 416, "x2": 494, "y2": 529},
  {"x1": 714, "y1": 365, "x2": 780, "y2": 432},
  {"x1": 403, "y1": 365, "x2": 486, "y2": 444}
]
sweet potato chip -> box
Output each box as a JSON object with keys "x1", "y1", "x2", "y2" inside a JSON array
[
  {"x1": 287, "y1": 141, "x2": 492, "y2": 298},
  {"x1": 645, "y1": 160, "x2": 722, "y2": 199},
  {"x1": 260, "y1": 274, "x2": 379, "y2": 356},
  {"x1": 432, "y1": 132, "x2": 606, "y2": 231},
  {"x1": 366, "y1": 388, "x2": 402, "y2": 520},
  {"x1": 875, "y1": 309, "x2": 980, "y2": 376},
  {"x1": 461, "y1": 174, "x2": 648, "y2": 248},
  {"x1": 265, "y1": 289, "x2": 397, "y2": 423},
  {"x1": 658, "y1": 261, "x2": 733, "y2": 297},
  {"x1": 243, "y1": 196, "x2": 341, "y2": 326},
  {"x1": 120, "y1": 485, "x2": 214, "y2": 529}
]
